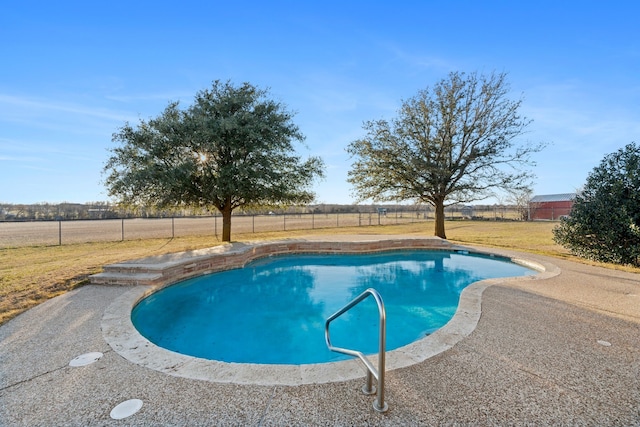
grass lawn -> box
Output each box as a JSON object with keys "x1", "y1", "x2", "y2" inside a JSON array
[{"x1": 0, "y1": 220, "x2": 635, "y2": 325}]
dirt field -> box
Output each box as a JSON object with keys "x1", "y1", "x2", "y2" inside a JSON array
[{"x1": 0, "y1": 213, "x2": 426, "y2": 248}]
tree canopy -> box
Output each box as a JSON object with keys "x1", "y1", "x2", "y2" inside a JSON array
[
  {"x1": 553, "y1": 143, "x2": 640, "y2": 266},
  {"x1": 103, "y1": 81, "x2": 325, "y2": 242},
  {"x1": 347, "y1": 71, "x2": 544, "y2": 238}
]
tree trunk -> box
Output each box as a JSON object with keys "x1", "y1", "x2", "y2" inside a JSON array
[
  {"x1": 221, "y1": 205, "x2": 233, "y2": 242},
  {"x1": 434, "y1": 199, "x2": 447, "y2": 239}
]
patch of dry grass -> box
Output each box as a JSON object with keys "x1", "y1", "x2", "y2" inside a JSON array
[
  {"x1": 445, "y1": 220, "x2": 569, "y2": 256},
  {"x1": 1, "y1": 220, "x2": 635, "y2": 325}
]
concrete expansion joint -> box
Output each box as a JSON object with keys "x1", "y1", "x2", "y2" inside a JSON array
[
  {"x1": 559, "y1": 380, "x2": 633, "y2": 416},
  {"x1": 573, "y1": 301, "x2": 640, "y2": 323},
  {"x1": 2, "y1": 359, "x2": 74, "y2": 392},
  {"x1": 0, "y1": 348, "x2": 115, "y2": 393},
  {"x1": 257, "y1": 386, "x2": 279, "y2": 426},
  {"x1": 0, "y1": 366, "x2": 65, "y2": 392},
  {"x1": 469, "y1": 344, "x2": 634, "y2": 416}
]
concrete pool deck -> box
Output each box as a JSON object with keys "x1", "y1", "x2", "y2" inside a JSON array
[{"x1": 1, "y1": 235, "x2": 639, "y2": 425}]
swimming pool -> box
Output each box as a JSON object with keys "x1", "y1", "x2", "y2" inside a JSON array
[{"x1": 132, "y1": 249, "x2": 535, "y2": 365}]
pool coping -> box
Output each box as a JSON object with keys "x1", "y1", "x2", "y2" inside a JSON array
[{"x1": 99, "y1": 238, "x2": 560, "y2": 386}]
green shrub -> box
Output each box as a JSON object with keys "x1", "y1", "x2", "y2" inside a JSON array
[{"x1": 553, "y1": 143, "x2": 640, "y2": 266}]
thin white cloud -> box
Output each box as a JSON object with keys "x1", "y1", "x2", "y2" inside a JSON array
[
  {"x1": 0, "y1": 94, "x2": 133, "y2": 122},
  {"x1": 0, "y1": 93, "x2": 141, "y2": 141},
  {"x1": 295, "y1": 69, "x2": 399, "y2": 117},
  {"x1": 0, "y1": 155, "x2": 43, "y2": 162},
  {"x1": 308, "y1": 89, "x2": 359, "y2": 113},
  {"x1": 522, "y1": 80, "x2": 640, "y2": 145},
  {"x1": 382, "y1": 42, "x2": 454, "y2": 72},
  {"x1": 0, "y1": 135, "x2": 101, "y2": 168},
  {"x1": 525, "y1": 105, "x2": 640, "y2": 145},
  {"x1": 105, "y1": 90, "x2": 195, "y2": 104}
]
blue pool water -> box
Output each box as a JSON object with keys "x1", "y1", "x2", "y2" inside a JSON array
[{"x1": 132, "y1": 250, "x2": 535, "y2": 364}]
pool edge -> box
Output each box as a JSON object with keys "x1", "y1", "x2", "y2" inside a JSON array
[{"x1": 100, "y1": 238, "x2": 559, "y2": 386}]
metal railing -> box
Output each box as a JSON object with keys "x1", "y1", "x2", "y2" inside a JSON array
[{"x1": 325, "y1": 288, "x2": 388, "y2": 413}]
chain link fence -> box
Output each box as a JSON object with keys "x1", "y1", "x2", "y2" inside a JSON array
[
  {"x1": 0, "y1": 210, "x2": 419, "y2": 248},
  {"x1": 0, "y1": 206, "x2": 565, "y2": 248}
]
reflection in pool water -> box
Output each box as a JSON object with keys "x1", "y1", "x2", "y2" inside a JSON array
[{"x1": 132, "y1": 250, "x2": 534, "y2": 364}]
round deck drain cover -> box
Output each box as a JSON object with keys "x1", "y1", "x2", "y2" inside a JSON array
[
  {"x1": 110, "y1": 399, "x2": 143, "y2": 420},
  {"x1": 69, "y1": 352, "x2": 103, "y2": 367},
  {"x1": 597, "y1": 340, "x2": 612, "y2": 347}
]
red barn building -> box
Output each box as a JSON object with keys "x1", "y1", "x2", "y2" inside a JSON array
[{"x1": 529, "y1": 193, "x2": 576, "y2": 220}]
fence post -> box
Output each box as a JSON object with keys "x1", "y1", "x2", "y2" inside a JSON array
[
  {"x1": 312, "y1": 212, "x2": 315, "y2": 229},
  {"x1": 252, "y1": 215, "x2": 255, "y2": 233},
  {"x1": 336, "y1": 213, "x2": 339, "y2": 227},
  {"x1": 121, "y1": 218, "x2": 125, "y2": 241},
  {"x1": 58, "y1": 220, "x2": 62, "y2": 246},
  {"x1": 283, "y1": 213, "x2": 286, "y2": 231},
  {"x1": 172, "y1": 217, "x2": 175, "y2": 239}
]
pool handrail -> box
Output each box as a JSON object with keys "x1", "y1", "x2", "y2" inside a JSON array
[{"x1": 325, "y1": 288, "x2": 388, "y2": 413}]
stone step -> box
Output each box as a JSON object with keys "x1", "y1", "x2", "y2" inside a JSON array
[
  {"x1": 89, "y1": 237, "x2": 455, "y2": 287},
  {"x1": 89, "y1": 271, "x2": 163, "y2": 286}
]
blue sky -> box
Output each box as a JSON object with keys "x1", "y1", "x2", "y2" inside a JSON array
[{"x1": 1, "y1": 1, "x2": 638, "y2": 205}]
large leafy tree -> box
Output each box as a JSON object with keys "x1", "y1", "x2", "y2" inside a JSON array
[
  {"x1": 104, "y1": 81, "x2": 325, "y2": 242},
  {"x1": 553, "y1": 143, "x2": 640, "y2": 266},
  {"x1": 347, "y1": 71, "x2": 543, "y2": 238}
]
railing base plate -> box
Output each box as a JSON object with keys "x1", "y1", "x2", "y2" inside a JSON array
[
  {"x1": 362, "y1": 385, "x2": 376, "y2": 395},
  {"x1": 373, "y1": 401, "x2": 389, "y2": 413}
]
